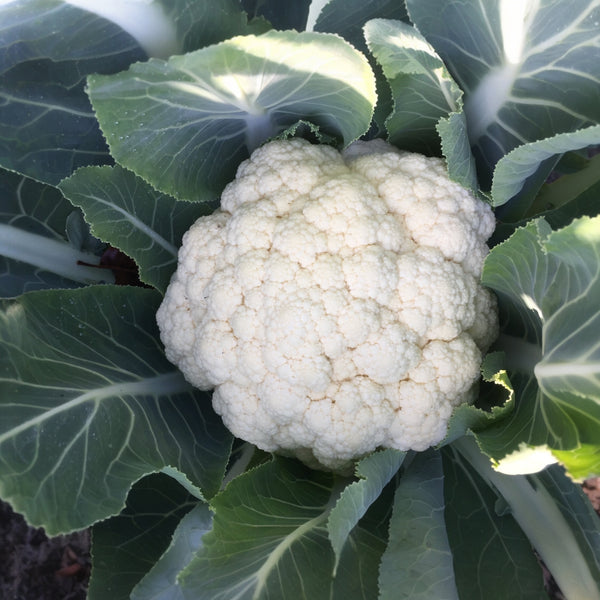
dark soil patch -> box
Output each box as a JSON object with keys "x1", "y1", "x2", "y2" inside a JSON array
[{"x1": 0, "y1": 500, "x2": 90, "y2": 600}]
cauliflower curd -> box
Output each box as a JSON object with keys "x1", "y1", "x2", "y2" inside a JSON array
[{"x1": 157, "y1": 138, "x2": 498, "y2": 470}]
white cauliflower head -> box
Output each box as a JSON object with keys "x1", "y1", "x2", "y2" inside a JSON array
[{"x1": 156, "y1": 138, "x2": 498, "y2": 471}]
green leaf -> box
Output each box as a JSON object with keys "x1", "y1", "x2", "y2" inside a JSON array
[
  {"x1": 180, "y1": 458, "x2": 386, "y2": 600},
  {"x1": 0, "y1": 286, "x2": 232, "y2": 534},
  {"x1": 442, "y1": 352, "x2": 515, "y2": 447},
  {"x1": 480, "y1": 216, "x2": 600, "y2": 479},
  {"x1": 436, "y1": 111, "x2": 480, "y2": 197},
  {"x1": 327, "y1": 449, "x2": 404, "y2": 569},
  {"x1": 315, "y1": 0, "x2": 409, "y2": 54},
  {"x1": 89, "y1": 473, "x2": 199, "y2": 600},
  {"x1": 553, "y1": 444, "x2": 600, "y2": 481},
  {"x1": 0, "y1": 0, "x2": 268, "y2": 185},
  {"x1": 452, "y1": 436, "x2": 600, "y2": 600},
  {"x1": 363, "y1": 19, "x2": 478, "y2": 193},
  {"x1": 443, "y1": 440, "x2": 549, "y2": 599},
  {"x1": 58, "y1": 166, "x2": 211, "y2": 294},
  {"x1": 131, "y1": 503, "x2": 213, "y2": 600},
  {"x1": 406, "y1": 0, "x2": 600, "y2": 188},
  {"x1": 240, "y1": 0, "x2": 311, "y2": 31},
  {"x1": 529, "y1": 153, "x2": 600, "y2": 220},
  {"x1": 154, "y1": 0, "x2": 272, "y2": 54},
  {"x1": 305, "y1": 0, "x2": 330, "y2": 31},
  {"x1": 332, "y1": 487, "x2": 391, "y2": 600},
  {"x1": 65, "y1": 208, "x2": 106, "y2": 255},
  {"x1": 0, "y1": 168, "x2": 114, "y2": 297},
  {"x1": 379, "y1": 450, "x2": 458, "y2": 600},
  {"x1": 0, "y1": 0, "x2": 147, "y2": 184},
  {"x1": 87, "y1": 30, "x2": 377, "y2": 202},
  {"x1": 491, "y1": 175, "x2": 600, "y2": 247},
  {"x1": 314, "y1": 4, "x2": 410, "y2": 140},
  {"x1": 536, "y1": 462, "x2": 600, "y2": 588},
  {"x1": 364, "y1": 19, "x2": 461, "y2": 155},
  {"x1": 491, "y1": 124, "x2": 600, "y2": 215}
]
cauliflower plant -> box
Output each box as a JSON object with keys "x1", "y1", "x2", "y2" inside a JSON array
[{"x1": 157, "y1": 138, "x2": 498, "y2": 471}]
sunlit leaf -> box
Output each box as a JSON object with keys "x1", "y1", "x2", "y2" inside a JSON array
[{"x1": 87, "y1": 30, "x2": 376, "y2": 202}]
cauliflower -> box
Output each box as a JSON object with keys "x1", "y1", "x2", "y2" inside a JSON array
[{"x1": 156, "y1": 138, "x2": 498, "y2": 471}]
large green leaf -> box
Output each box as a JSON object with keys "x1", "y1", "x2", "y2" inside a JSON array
[
  {"x1": 66, "y1": 0, "x2": 270, "y2": 57},
  {"x1": 89, "y1": 473, "x2": 199, "y2": 600},
  {"x1": 480, "y1": 216, "x2": 600, "y2": 478},
  {"x1": 452, "y1": 436, "x2": 600, "y2": 600},
  {"x1": 59, "y1": 166, "x2": 211, "y2": 294},
  {"x1": 180, "y1": 458, "x2": 387, "y2": 600},
  {"x1": 443, "y1": 442, "x2": 548, "y2": 599},
  {"x1": 0, "y1": 286, "x2": 232, "y2": 534},
  {"x1": 406, "y1": 0, "x2": 600, "y2": 188},
  {"x1": 87, "y1": 30, "x2": 377, "y2": 203},
  {"x1": 0, "y1": 168, "x2": 114, "y2": 297},
  {"x1": 0, "y1": 0, "x2": 147, "y2": 184},
  {"x1": 379, "y1": 450, "x2": 458, "y2": 600},
  {"x1": 0, "y1": 0, "x2": 266, "y2": 186}
]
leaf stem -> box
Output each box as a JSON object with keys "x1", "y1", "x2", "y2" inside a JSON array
[{"x1": 0, "y1": 223, "x2": 115, "y2": 285}]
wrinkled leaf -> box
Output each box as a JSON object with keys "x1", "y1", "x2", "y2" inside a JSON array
[
  {"x1": 530, "y1": 154, "x2": 600, "y2": 221},
  {"x1": 314, "y1": 4, "x2": 410, "y2": 139},
  {"x1": 439, "y1": 352, "x2": 515, "y2": 449},
  {"x1": 436, "y1": 111, "x2": 481, "y2": 198},
  {"x1": 0, "y1": 286, "x2": 232, "y2": 534},
  {"x1": 87, "y1": 30, "x2": 376, "y2": 203},
  {"x1": 364, "y1": 20, "x2": 458, "y2": 153},
  {"x1": 59, "y1": 166, "x2": 211, "y2": 294}
]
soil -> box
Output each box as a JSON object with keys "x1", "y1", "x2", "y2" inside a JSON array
[
  {"x1": 0, "y1": 500, "x2": 90, "y2": 600},
  {"x1": 1, "y1": 480, "x2": 599, "y2": 600}
]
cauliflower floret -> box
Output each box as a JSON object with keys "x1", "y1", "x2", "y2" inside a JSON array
[
  {"x1": 157, "y1": 138, "x2": 498, "y2": 471},
  {"x1": 347, "y1": 148, "x2": 495, "y2": 275}
]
